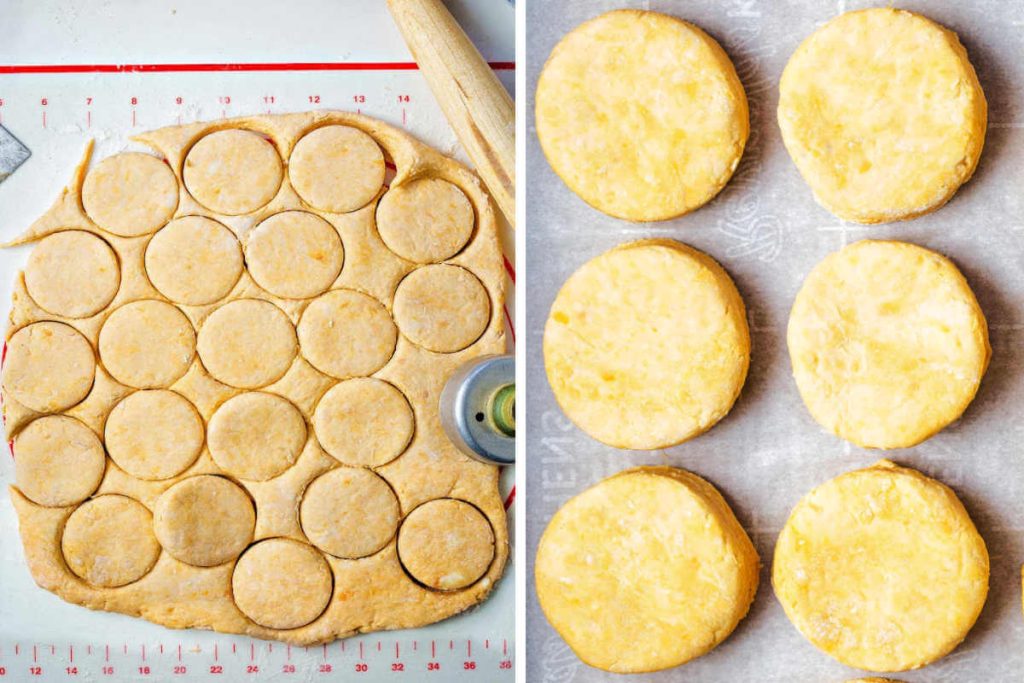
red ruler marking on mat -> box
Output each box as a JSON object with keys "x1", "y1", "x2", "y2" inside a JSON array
[
  {"x1": 0, "y1": 61, "x2": 516, "y2": 74},
  {"x1": 502, "y1": 255, "x2": 516, "y2": 283},
  {"x1": 503, "y1": 485, "x2": 516, "y2": 510}
]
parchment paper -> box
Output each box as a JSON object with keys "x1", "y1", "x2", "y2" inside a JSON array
[{"x1": 525, "y1": 1, "x2": 1024, "y2": 681}]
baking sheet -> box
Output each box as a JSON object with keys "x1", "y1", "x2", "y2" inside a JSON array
[
  {"x1": 0, "y1": 1, "x2": 515, "y2": 681},
  {"x1": 525, "y1": 1, "x2": 1024, "y2": 681}
]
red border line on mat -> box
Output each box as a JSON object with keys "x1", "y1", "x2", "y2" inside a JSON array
[
  {"x1": 503, "y1": 486, "x2": 516, "y2": 510},
  {"x1": 0, "y1": 61, "x2": 515, "y2": 74}
]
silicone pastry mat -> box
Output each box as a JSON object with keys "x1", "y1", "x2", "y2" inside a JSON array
[
  {"x1": 526, "y1": 1, "x2": 1024, "y2": 681},
  {"x1": 0, "y1": 8, "x2": 515, "y2": 683}
]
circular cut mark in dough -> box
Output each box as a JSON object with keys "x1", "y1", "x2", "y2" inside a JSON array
[
  {"x1": 82, "y1": 152, "x2": 180, "y2": 237},
  {"x1": 300, "y1": 467, "x2": 400, "y2": 558},
  {"x1": 208, "y1": 392, "x2": 306, "y2": 481},
  {"x1": 105, "y1": 390, "x2": 204, "y2": 480},
  {"x1": 397, "y1": 498, "x2": 494, "y2": 591},
  {"x1": 26, "y1": 231, "x2": 120, "y2": 318},
  {"x1": 289, "y1": 125, "x2": 385, "y2": 213},
  {"x1": 197, "y1": 299, "x2": 297, "y2": 389},
  {"x1": 788, "y1": 240, "x2": 989, "y2": 449},
  {"x1": 297, "y1": 289, "x2": 396, "y2": 379},
  {"x1": 61, "y1": 495, "x2": 162, "y2": 588},
  {"x1": 376, "y1": 178, "x2": 474, "y2": 264},
  {"x1": 14, "y1": 415, "x2": 105, "y2": 507},
  {"x1": 183, "y1": 129, "x2": 283, "y2": 215},
  {"x1": 773, "y1": 460, "x2": 988, "y2": 671},
  {"x1": 153, "y1": 475, "x2": 255, "y2": 567},
  {"x1": 778, "y1": 8, "x2": 986, "y2": 223},
  {"x1": 392, "y1": 265, "x2": 489, "y2": 353},
  {"x1": 535, "y1": 10, "x2": 748, "y2": 221},
  {"x1": 246, "y1": 211, "x2": 344, "y2": 299},
  {"x1": 544, "y1": 239, "x2": 749, "y2": 450},
  {"x1": 3, "y1": 321, "x2": 96, "y2": 413},
  {"x1": 231, "y1": 538, "x2": 333, "y2": 630},
  {"x1": 313, "y1": 378, "x2": 414, "y2": 468},
  {"x1": 145, "y1": 216, "x2": 244, "y2": 305},
  {"x1": 536, "y1": 467, "x2": 760, "y2": 673},
  {"x1": 99, "y1": 300, "x2": 196, "y2": 389}
]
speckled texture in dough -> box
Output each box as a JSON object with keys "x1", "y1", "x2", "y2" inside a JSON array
[
  {"x1": 82, "y1": 152, "x2": 179, "y2": 236},
  {"x1": 376, "y1": 178, "x2": 474, "y2": 263},
  {"x1": 398, "y1": 498, "x2": 495, "y2": 591},
  {"x1": 535, "y1": 467, "x2": 760, "y2": 673},
  {"x1": 544, "y1": 239, "x2": 749, "y2": 450},
  {"x1": 778, "y1": 8, "x2": 986, "y2": 223},
  {"x1": 289, "y1": 125, "x2": 384, "y2": 213},
  {"x1": 535, "y1": 9, "x2": 748, "y2": 221},
  {"x1": 26, "y1": 231, "x2": 120, "y2": 318},
  {"x1": 773, "y1": 460, "x2": 988, "y2": 672},
  {"x1": 313, "y1": 377, "x2": 414, "y2": 468},
  {"x1": 300, "y1": 467, "x2": 400, "y2": 559},
  {"x1": 3, "y1": 110, "x2": 507, "y2": 645},
  {"x1": 104, "y1": 389, "x2": 204, "y2": 480},
  {"x1": 15, "y1": 415, "x2": 105, "y2": 507},
  {"x1": 393, "y1": 264, "x2": 490, "y2": 353},
  {"x1": 788, "y1": 240, "x2": 989, "y2": 449},
  {"x1": 245, "y1": 211, "x2": 344, "y2": 299}
]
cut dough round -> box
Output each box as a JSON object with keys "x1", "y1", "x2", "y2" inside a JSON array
[
  {"x1": 535, "y1": 10, "x2": 748, "y2": 221},
  {"x1": 773, "y1": 460, "x2": 988, "y2": 672},
  {"x1": 184, "y1": 129, "x2": 283, "y2": 215},
  {"x1": 153, "y1": 475, "x2": 255, "y2": 567},
  {"x1": 99, "y1": 300, "x2": 196, "y2": 389},
  {"x1": 289, "y1": 125, "x2": 384, "y2": 213},
  {"x1": 313, "y1": 378, "x2": 414, "y2": 467},
  {"x1": 62, "y1": 495, "x2": 161, "y2": 588},
  {"x1": 393, "y1": 265, "x2": 489, "y2": 353},
  {"x1": 232, "y1": 538, "x2": 333, "y2": 630},
  {"x1": 197, "y1": 299, "x2": 297, "y2": 388},
  {"x1": 788, "y1": 240, "x2": 989, "y2": 449},
  {"x1": 536, "y1": 467, "x2": 759, "y2": 673},
  {"x1": 300, "y1": 467, "x2": 400, "y2": 558},
  {"x1": 297, "y1": 289, "x2": 396, "y2": 378},
  {"x1": 145, "y1": 216, "x2": 243, "y2": 305},
  {"x1": 246, "y1": 211, "x2": 344, "y2": 299},
  {"x1": 26, "y1": 231, "x2": 119, "y2": 318},
  {"x1": 82, "y1": 152, "x2": 179, "y2": 236},
  {"x1": 397, "y1": 498, "x2": 494, "y2": 591},
  {"x1": 778, "y1": 8, "x2": 987, "y2": 223},
  {"x1": 14, "y1": 415, "x2": 105, "y2": 507},
  {"x1": 208, "y1": 392, "x2": 306, "y2": 481},
  {"x1": 105, "y1": 390, "x2": 204, "y2": 480},
  {"x1": 376, "y1": 178, "x2": 474, "y2": 263},
  {"x1": 544, "y1": 239, "x2": 749, "y2": 450},
  {"x1": 4, "y1": 321, "x2": 95, "y2": 413}
]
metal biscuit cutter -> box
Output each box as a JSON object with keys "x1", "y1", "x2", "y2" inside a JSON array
[
  {"x1": 440, "y1": 355, "x2": 514, "y2": 466},
  {"x1": 0, "y1": 125, "x2": 30, "y2": 184}
]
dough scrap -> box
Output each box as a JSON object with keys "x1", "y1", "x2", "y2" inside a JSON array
[
  {"x1": 3, "y1": 110, "x2": 508, "y2": 645},
  {"x1": 297, "y1": 289, "x2": 396, "y2": 378},
  {"x1": 535, "y1": 9, "x2": 748, "y2": 221},
  {"x1": 300, "y1": 467, "x2": 400, "y2": 559},
  {"x1": 99, "y1": 300, "x2": 196, "y2": 389},
  {"x1": 82, "y1": 152, "x2": 179, "y2": 236},
  {"x1": 184, "y1": 129, "x2": 283, "y2": 215},
  {"x1": 154, "y1": 475, "x2": 255, "y2": 567},
  {"x1": 232, "y1": 538, "x2": 332, "y2": 630},
  {"x1": 544, "y1": 239, "x2": 749, "y2": 449},
  {"x1": 4, "y1": 322, "x2": 95, "y2": 413},
  {"x1": 536, "y1": 467, "x2": 759, "y2": 673},
  {"x1": 376, "y1": 178, "x2": 474, "y2": 263},
  {"x1": 207, "y1": 392, "x2": 306, "y2": 481},
  {"x1": 15, "y1": 415, "x2": 105, "y2": 507},
  {"x1": 313, "y1": 377, "x2": 414, "y2": 468},
  {"x1": 289, "y1": 125, "x2": 384, "y2": 213},
  {"x1": 61, "y1": 495, "x2": 161, "y2": 587},
  {"x1": 393, "y1": 265, "x2": 489, "y2": 353},
  {"x1": 398, "y1": 499, "x2": 494, "y2": 591},
  {"x1": 245, "y1": 211, "x2": 344, "y2": 299},
  {"x1": 788, "y1": 240, "x2": 989, "y2": 449},
  {"x1": 145, "y1": 216, "x2": 243, "y2": 305},
  {"x1": 26, "y1": 231, "x2": 119, "y2": 318},
  {"x1": 773, "y1": 460, "x2": 988, "y2": 671},
  {"x1": 778, "y1": 8, "x2": 986, "y2": 223},
  {"x1": 197, "y1": 299, "x2": 297, "y2": 388},
  {"x1": 104, "y1": 390, "x2": 204, "y2": 480}
]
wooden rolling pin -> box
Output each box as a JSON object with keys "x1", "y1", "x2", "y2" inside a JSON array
[{"x1": 387, "y1": 0, "x2": 515, "y2": 228}]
